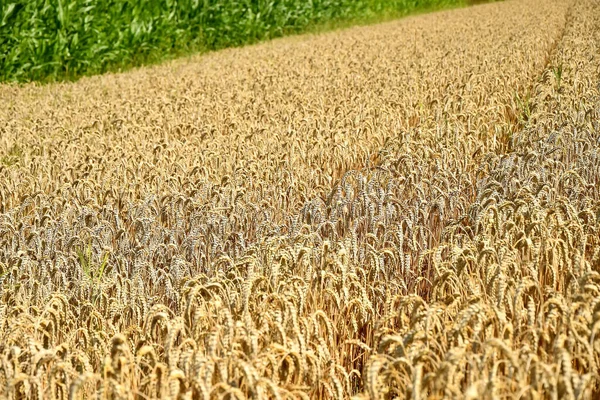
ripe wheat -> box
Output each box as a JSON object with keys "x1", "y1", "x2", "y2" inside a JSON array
[{"x1": 1, "y1": 0, "x2": 599, "y2": 398}]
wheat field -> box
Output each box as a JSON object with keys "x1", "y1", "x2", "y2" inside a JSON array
[{"x1": 1, "y1": 0, "x2": 599, "y2": 398}]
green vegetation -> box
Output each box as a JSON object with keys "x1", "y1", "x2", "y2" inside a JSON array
[
  {"x1": 77, "y1": 241, "x2": 109, "y2": 286},
  {"x1": 552, "y1": 62, "x2": 564, "y2": 91},
  {"x1": 1, "y1": 0, "x2": 466, "y2": 83}
]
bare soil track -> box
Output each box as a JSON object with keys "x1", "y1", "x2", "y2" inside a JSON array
[{"x1": 1, "y1": 0, "x2": 599, "y2": 398}]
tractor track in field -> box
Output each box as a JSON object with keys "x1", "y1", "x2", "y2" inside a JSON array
[{"x1": 2, "y1": 0, "x2": 600, "y2": 398}]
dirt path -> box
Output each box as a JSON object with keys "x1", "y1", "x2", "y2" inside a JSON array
[{"x1": 2, "y1": 0, "x2": 600, "y2": 398}]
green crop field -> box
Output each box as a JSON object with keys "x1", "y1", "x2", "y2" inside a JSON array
[{"x1": 0, "y1": 0, "x2": 466, "y2": 83}]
